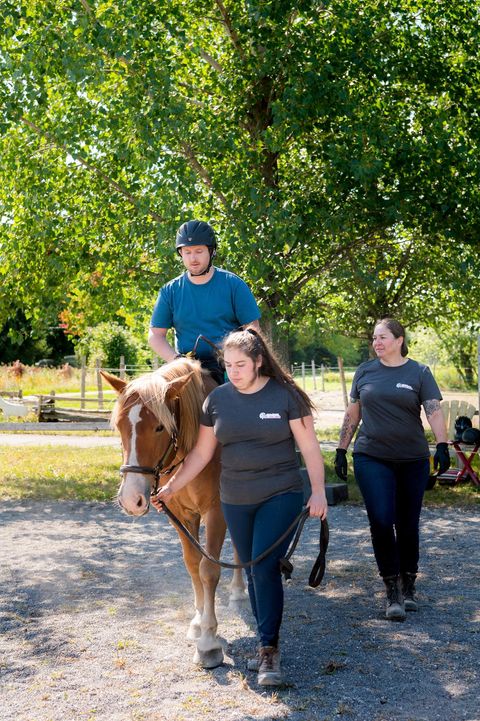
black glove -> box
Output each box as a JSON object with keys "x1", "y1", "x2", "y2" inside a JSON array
[
  {"x1": 334, "y1": 448, "x2": 348, "y2": 481},
  {"x1": 433, "y1": 442, "x2": 450, "y2": 475}
]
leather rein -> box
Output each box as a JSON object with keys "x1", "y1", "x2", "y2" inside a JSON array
[{"x1": 118, "y1": 406, "x2": 329, "y2": 588}]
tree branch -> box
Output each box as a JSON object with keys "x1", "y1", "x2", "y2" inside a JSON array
[
  {"x1": 388, "y1": 241, "x2": 416, "y2": 305},
  {"x1": 214, "y1": 0, "x2": 247, "y2": 62},
  {"x1": 179, "y1": 141, "x2": 231, "y2": 212},
  {"x1": 198, "y1": 48, "x2": 224, "y2": 74},
  {"x1": 78, "y1": 0, "x2": 94, "y2": 19},
  {"x1": 20, "y1": 116, "x2": 165, "y2": 223}
]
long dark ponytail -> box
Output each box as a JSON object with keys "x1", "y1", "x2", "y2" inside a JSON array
[{"x1": 222, "y1": 328, "x2": 315, "y2": 415}]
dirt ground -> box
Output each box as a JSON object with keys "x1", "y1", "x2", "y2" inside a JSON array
[
  {"x1": 1, "y1": 389, "x2": 479, "y2": 721},
  {"x1": 0, "y1": 499, "x2": 479, "y2": 721}
]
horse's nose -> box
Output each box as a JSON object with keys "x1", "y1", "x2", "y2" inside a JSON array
[{"x1": 117, "y1": 489, "x2": 150, "y2": 516}]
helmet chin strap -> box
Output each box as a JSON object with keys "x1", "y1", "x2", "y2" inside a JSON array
[{"x1": 189, "y1": 249, "x2": 216, "y2": 277}]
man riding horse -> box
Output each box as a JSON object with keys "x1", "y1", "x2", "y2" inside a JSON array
[{"x1": 148, "y1": 220, "x2": 261, "y2": 384}]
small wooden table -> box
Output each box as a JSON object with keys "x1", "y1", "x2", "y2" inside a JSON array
[{"x1": 438, "y1": 441, "x2": 480, "y2": 486}]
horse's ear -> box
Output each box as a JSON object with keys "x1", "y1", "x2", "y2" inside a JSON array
[
  {"x1": 100, "y1": 370, "x2": 127, "y2": 394},
  {"x1": 164, "y1": 371, "x2": 196, "y2": 401}
]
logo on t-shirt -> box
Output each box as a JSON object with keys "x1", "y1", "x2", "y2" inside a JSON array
[
  {"x1": 259, "y1": 412, "x2": 281, "y2": 419},
  {"x1": 396, "y1": 382, "x2": 413, "y2": 390}
]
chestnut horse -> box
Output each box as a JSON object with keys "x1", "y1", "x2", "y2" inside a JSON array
[{"x1": 101, "y1": 359, "x2": 246, "y2": 668}]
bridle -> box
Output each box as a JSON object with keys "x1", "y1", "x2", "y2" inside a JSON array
[
  {"x1": 115, "y1": 367, "x2": 329, "y2": 587},
  {"x1": 119, "y1": 428, "x2": 183, "y2": 497}
]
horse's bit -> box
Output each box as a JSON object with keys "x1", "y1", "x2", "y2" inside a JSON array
[{"x1": 119, "y1": 429, "x2": 183, "y2": 496}]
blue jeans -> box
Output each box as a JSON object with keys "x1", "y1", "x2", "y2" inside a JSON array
[
  {"x1": 353, "y1": 453, "x2": 430, "y2": 578},
  {"x1": 222, "y1": 491, "x2": 304, "y2": 648}
]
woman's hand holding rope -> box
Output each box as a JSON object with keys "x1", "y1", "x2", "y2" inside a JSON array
[{"x1": 306, "y1": 491, "x2": 328, "y2": 519}]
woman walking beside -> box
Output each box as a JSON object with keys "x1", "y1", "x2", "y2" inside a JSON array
[
  {"x1": 335, "y1": 318, "x2": 450, "y2": 620},
  {"x1": 153, "y1": 328, "x2": 327, "y2": 685}
]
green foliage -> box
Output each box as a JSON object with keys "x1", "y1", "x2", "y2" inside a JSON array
[
  {"x1": 409, "y1": 324, "x2": 479, "y2": 388},
  {"x1": 75, "y1": 322, "x2": 143, "y2": 369},
  {"x1": 289, "y1": 318, "x2": 369, "y2": 365},
  {"x1": 0, "y1": 310, "x2": 75, "y2": 365},
  {"x1": 1, "y1": 0, "x2": 480, "y2": 350}
]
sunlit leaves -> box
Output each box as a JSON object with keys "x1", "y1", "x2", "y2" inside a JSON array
[{"x1": 1, "y1": 0, "x2": 480, "y2": 348}]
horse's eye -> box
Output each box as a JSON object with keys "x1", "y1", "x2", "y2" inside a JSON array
[{"x1": 155, "y1": 425, "x2": 164, "y2": 433}]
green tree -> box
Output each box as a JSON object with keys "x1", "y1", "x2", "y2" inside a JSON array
[
  {"x1": 75, "y1": 322, "x2": 146, "y2": 370},
  {"x1": 292, "y1": 228, "x2": 480, "y2": 343},
  {"x1": 1, "y1": 0, "x2": 480, "y2": 346}
]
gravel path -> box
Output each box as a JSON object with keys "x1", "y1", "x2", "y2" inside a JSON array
[{"x1": 0, "y1": 500, "x2": 478, "y2": 721}]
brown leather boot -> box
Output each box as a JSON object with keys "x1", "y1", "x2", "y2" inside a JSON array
[{"x1": 257, "y1": 645, "x2": 282, "y2": 686}]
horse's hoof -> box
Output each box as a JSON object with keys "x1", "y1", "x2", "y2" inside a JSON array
[{"x1": 193, "y1": 646, "x2": 224, "y2": 669}]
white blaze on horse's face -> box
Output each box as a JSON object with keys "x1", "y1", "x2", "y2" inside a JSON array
[{"x1": 117, "y1": 401, "x2": 152, "y2": 516}]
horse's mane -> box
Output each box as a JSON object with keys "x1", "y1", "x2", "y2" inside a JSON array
[{"x1": 111, "y1": 358, "x2": 209, "y2": 454}]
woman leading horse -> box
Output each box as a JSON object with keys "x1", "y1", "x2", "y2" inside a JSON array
[{"x1": 152, "y1": 329, "x2": 327, "y2": 686}]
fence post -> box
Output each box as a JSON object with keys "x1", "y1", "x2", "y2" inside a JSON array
[
  {"x1": 337, "y1": 356, "x2": 348, "y2": 410},
  {"x1": 320, "y1": 363, "x2": 325, "y2": 392},
  {"x1": 80, "y1": 357, "x2": 86, "y2": 409},
  {"x1": 96, "y1": 358, "x2": 104, "y2": 409},
  {"x1": 311, "y1": 360, "x2": 317, "y2": 390},
  {"x1": 120, "y1": 355, "x2": 126, "y2": 380},
  {"x1": 301, "y1": 362, "x2": 306, "y2": 390},
  {"x1": 152, "y1": 356, "x2": 159, "y2": 371}
]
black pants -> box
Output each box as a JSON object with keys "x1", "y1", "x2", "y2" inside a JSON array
[
  {"x1": 199, "y1": 357, "x2": 225, "y2": 385},
  {"x1": 353, "y1": 452, "x2": 430, "y2": 577}
]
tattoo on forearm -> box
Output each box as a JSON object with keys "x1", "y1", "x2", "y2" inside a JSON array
[
  {"x1": 339, "y1": 412, "x2": 359, "y2": 446},
  {"x1": 423, "y1": 399, "x2": 441, "y2": 419}
]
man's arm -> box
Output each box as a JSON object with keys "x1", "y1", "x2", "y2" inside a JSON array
[{"x1": 148, "y1": 327, "x2": 178, "y2": 363}]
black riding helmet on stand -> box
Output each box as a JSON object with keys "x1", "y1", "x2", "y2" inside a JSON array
[{"x1": 175, "y1": 220, "x2": 217, "y2": 276}]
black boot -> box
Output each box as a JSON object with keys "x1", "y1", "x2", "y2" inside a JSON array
[
  {"x1": 383, "y1": 575, "x2": 406, "y2": 621},
  {"x1": 401, "y1": 572, "x2": 418, "y2": 612}
]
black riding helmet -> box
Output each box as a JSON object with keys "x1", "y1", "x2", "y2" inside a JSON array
[
  {"x1": 175, "y1": 220, "x2": 217, "y2": 253},
  {"x1": 462, "y1": 427, "x2": 480, "y2": 445},
  {"x1": 175, "y1": 220, "x2": 217, "y2": 276}
]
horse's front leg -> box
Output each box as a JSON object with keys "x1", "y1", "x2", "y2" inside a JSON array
[
  {"x1": 174, "y1": 516, "x2": 205, "y2": 642},
  {"x1": 175, "y1": 512, "x2": 224, "y2": 668},
  {"x1": 192, "y1": 504, "x2": 226, "y2": 668}
]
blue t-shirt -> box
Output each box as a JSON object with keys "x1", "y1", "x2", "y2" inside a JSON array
[{"x1": 150, "y1": 267, "x2": 261, "y2": 359}]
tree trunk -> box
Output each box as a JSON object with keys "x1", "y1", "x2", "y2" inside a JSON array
[{"x1": 260, "y1": 315, "x2": 290, "y2": 369}]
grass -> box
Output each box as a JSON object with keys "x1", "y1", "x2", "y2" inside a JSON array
[
  {"x1": 0, "y1": 445, "x2": 478, "y2": 506},
  {"x1": 0, "y1": 446, "x2": 120, "y2": 501},
  {"x1": 0, "y1": 366, "x2": 98, "y2": 395}
]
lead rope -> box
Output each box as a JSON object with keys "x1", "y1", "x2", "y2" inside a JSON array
[{"x1": 157, "y1": 502, "x2": 329, "y2": 587}]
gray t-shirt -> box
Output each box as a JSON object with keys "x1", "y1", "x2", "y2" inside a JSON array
[
  {"x1": 351, "y1": 358, "x2": 442, "y2": 461},
  {"x1": 201, "y1": 378, "x2": 308, "y2": 504}
]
